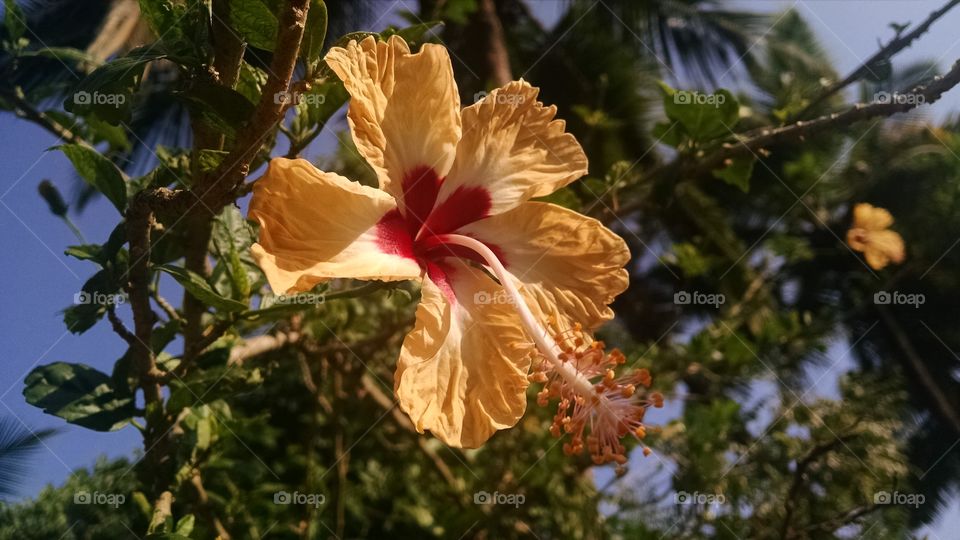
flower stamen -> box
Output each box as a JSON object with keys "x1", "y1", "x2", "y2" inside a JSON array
[{"x1": 441, "y1": 234, "x2": 662, "y2": 473}]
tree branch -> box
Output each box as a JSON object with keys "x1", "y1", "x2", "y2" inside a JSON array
[
  {"x1": 193, "y1": 0, "x2": 311, "y2": 214},
  {"x1": 798, "y1": 0, "x2": 960, "y2": 117},
  {"x1": 473, "y1": 0, "x2": 512, "y2": 87},
  {"x1": 147, "y1": 491, "x2": 174, "y2": 534},
  {"x1": 125, "y1": 194, "x2": 163, "y2": 402},
  {"x1": 190, "y1": 470, "x2": 232, "y2": 540},
  {"x1": 0, "y1": 86, "x2": 88, "y2": 146},
  {"x1": 613, "y1": 57, "x2": 960, "y2": 219},
  {"x1": 106, "y1": 305, "x2": 137, "y2": 346},
  {"x1": 228, "y1": 331, "x2": 301, "y2": 366}
]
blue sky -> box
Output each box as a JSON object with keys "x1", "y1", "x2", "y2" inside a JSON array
[{"x1": 1, "y1": 0, "x2": 958, "y2": 536}]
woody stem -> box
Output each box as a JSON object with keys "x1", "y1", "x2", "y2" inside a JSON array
[{"x1": 440, "y1": 234, "x2": 595, "y2": 396}]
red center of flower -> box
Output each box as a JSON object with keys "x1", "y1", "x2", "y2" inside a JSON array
[{"x1": 374, "y1": 165, "x2": 501, "y2": 270}]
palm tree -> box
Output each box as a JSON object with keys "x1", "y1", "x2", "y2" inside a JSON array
[{"x1": 0, "y1": 417, "x2": 55, "y2": 499}]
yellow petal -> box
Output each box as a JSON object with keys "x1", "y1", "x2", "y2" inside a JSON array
[
  {"x1": 430, "y1": 80, "x2": 587, "y2": 221},
  {"x1": 852, "y1": 202, "x2": 894, "y2": 231},
  {"x1": 863, "y1": 229, "x2": 906, "y2": 270},
  {"x1": 459, "y1": 202, "x2": 629, "y2": 329},
  {"x1": 325, "y1": 35, "x2": 461, "y2": 211},
  {"x1": 394, "y1": 259, "x2": 531, "y2": 448},
  {"x1": 249, "y1": 158, "x2": 421, "y2": 294}
]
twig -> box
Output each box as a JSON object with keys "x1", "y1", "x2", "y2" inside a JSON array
[
  {"x1": 798, "y1": 0, "x2": 960, "y2": 118},
  {"x1": 613, "y1": 57, "x2": 960, "y2": 219},
  {"x1": 228, "y1": 331, "x2": 301, "y2": 366},
  {"x1": 190, "y1": 470, "x2": 232, "y2": 540},
  {"x1": 106, "y1": 305, "x2": 137, "y2": 346},
  {"x1": 151, "y1": 290, "x2": 181, "y2": 323},
  {"x1": 0, "y1": 86, "x2": 88, "y2": 146}
]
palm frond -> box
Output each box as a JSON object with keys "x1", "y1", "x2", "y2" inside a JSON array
[
  {"x1": 0, "y1": 417, "x2": 56, "y2": 499},
  {"x1": 571, "y1": 0, "x2": 772, "y2": 88}
]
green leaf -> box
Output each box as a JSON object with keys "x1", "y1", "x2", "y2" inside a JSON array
[
  {"x1": 23, "y1": 362, "x2": 136, "y2": 432},
  {"x1": 382, "y1": 21, "x2": 443, "y2": 44},
  {"x1": 3, "y1": 0, "x2": 26, "y2": 44},
  {"x1": 64, "y1": 244, "x2": 103, "y2": 262},
  {"x1": 63, "y1": 269, "x2": 125, "y2": 334},
  {"x1": 660, "y1": 83, "x2": 739, "y2": 142},
  {"x1": 177, "y1": 81, "x2": 256, "y2": 135},
  {"x1": 138, "y1": 0, "x2": 193, "y2": 39},
  {"x1": 301, "y1": 0, "x2": 328, "y2": 74},
  {"x1": 288, "y1": 81, "x2": 348, "y2": 142},
  {"x1": 174, "y1": 514, "x2": 195, "y2": 536},
  {"x1": 138, "y1": 0, "x2": 210, "y2": 57},
  {"x1": 86, "y1": 115, "x2": 132, "y2": 151},
  {"x1": 158, "y1": 265, "x2": 248, "y2": 312},
  {"x1": 765, "y1": 234, "x2": 814, "y2": 263},
  {"x1": 230, "y1": 0, "x2": 278, "y2": 51},
  {"x1": 669, "y1": 242, "x2": 714, "y2": 278},
  {"x1": 65, "y1": 222, "x2": 128, "y2": 267},
  {"x1": 167, "y1": 366, "x2": 260, "y2": 416},
  {"x1": 20, "y1": 46, "x2": 100, "y2": 66},
  {"x1": 651, "y1": 121, "x2": 684, "y2": 148},
  {"x1": 196, "y1": 149, "x2": 228, "y2": 172},
  {"x1": 64, "y1": 45, "x2": 170, "y2": 124},
  {"x1": 712, "y1": 155, "x2": 756, "y2": 192},
  {"x1": 54, "y1": 144, "x2": 127, "y2": 212},
  {"x1": 211, "y1": 207, "x2": 257, "y2": 300}
]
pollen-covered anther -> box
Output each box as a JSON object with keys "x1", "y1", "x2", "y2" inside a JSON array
[{"x1": 532, "y1": 319, "x2": 661, "y2": 469}]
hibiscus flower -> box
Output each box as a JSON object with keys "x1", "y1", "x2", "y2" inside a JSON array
[
  {"x1": 847, "y1": 203, "x2": 905, "y2": 270},
  {"x1": 248, "y1": 35, "x2": 635, "y2": 450}
]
